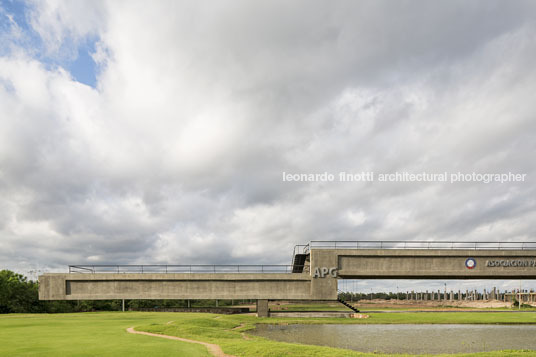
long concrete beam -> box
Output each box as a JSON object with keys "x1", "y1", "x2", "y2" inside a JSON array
[
  {"x1": 38, "y1": 273, "x2": 312, "y2": 300},
  {"x1": 332, "y1": 249, "x2": 536, "y2": 279}
]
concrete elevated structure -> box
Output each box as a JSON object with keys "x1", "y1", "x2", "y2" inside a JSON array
[
  {"x1": 39, "y1": 240, "x2": 536, "y2": 316},
  {"x1": 39, "y1": 273, "x2": 312, "y2": 301}
]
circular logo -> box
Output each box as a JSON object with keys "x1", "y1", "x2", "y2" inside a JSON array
[{"x1": 465, "y1": 258, "x2": 476, "y2": 269}]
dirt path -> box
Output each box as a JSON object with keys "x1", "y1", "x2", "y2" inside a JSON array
[
  {"x1": 231, "y1": 323, "x2": 246, "y2": 330},
  {"x1": 229, "y1": 323, "x2": 252, "y2": 340},
  {"x1": 126, "y1": 327, "x2": 235, "y2": 357}
]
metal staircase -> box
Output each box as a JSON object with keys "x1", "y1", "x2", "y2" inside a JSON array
[
  {"x1": 290, "y1": 244, "x2": 310, "y2": 273},
  {"x1": 291, "y1": 253, "x2": 307, "y2": 273},
  {"x1": 337, "y1": 297, "x2": 360, "y2": 312}
]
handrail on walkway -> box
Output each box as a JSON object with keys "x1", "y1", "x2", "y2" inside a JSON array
[
  {"x1": 69, "y1": 264, "x2": 308, "y2": 274},
  {"x1": 304, "y1": 240, "x2": 536, "y2": 253},
  {"x1": 292, "y1": 244, "x2": 309, "y2": 256}
]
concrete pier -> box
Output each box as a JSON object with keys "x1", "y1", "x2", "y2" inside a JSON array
[{"x1": 256, "y1": 299, "x2": 269, "y2": 317}]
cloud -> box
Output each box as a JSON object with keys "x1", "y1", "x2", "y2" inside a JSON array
[
  {"x1": 0, "y1": 1, "x2": 535, "y2": 294},
  {"x1": 26, "y1": 0, "x2": 105, "y2": 57}
]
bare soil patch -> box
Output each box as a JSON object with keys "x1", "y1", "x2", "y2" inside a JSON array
[{"x1": 126, "y1": 327, "x2": 235, "y2": 357}]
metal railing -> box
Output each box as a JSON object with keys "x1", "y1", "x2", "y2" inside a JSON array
[
  {"x1": 304, "y1": 240, "x2": 536, "y2": 253},
  {"x1": 69, "y1": 264, "x2": 308, "y2": 274},
  {"x1": 293, "y1": 244, "x2": 309, "y2": 256},
  {"x1": 290, "y1": 244, "x2": 310, "y2": 267}
]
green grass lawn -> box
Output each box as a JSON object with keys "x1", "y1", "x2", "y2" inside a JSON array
[
  {"x1": 0, "y1": 312, "x2": 211, "y2": 356},
  {"x1": 2, "y1": 311, "x2": 536, "y2": 356}
]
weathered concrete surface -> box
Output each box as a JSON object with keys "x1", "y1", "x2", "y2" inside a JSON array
[
  {"x1": 256, "y1": 299, "x2": 269, "y2": 317},
  {"x1": 39, "y1": 273, "x2": 312, "y2": 301},
  {"x1": 335, "y1": 249, "x2": 536, "y2": 279},
  {"x1": 310, "y1": 249, "x2": 339, "y2": 300},
  {"x1": 39, "y1": 248, "x2": 536, "y2": 303},
  {"x1": 38, "y1": 274, "x2": 66, "y2": 300},
  {"x1": 308, "y1": 249, "x2": 536, "y2": 300}
]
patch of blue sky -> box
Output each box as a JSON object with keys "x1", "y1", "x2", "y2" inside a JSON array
[
  {"x1": 1, "y1": 0, "x2": 39, "y2": 51},
  {"x1": 1, "y1": 0, "x2": 30, "y2": 31},
  {"x1": 1, "y1": 0, "x2": 99, "y2": 88},
  {"x1": 64, "y1": 36, "x2": 98, "y2": 87}
]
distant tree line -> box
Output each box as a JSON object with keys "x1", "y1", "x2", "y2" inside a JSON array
[{"x1": 0, "y1": 269, "x2": 255, "y2": 313}]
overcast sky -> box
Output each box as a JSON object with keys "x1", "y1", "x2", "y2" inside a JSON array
[{"x1": 1, "y1": 0, "x2": 535, "y2": 292}]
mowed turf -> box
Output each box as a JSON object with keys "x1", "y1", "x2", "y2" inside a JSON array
[
  {"x1": 139, "y1": 312, "x2": 536, "y2": 357},
  {"x1": 2, "y1": 311, "x2": 536, "y2": 356},
  {"x1": 0, "y1": 312, "x2": 211, "y2": 356}
]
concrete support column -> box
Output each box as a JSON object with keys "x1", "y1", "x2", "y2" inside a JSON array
[
  {"x1": 450, "y1": 290, "x2": 454, "y2": 301},
  {"x1": 458, "y1": 290, "x2": 461, "y2": 301},
  {"x1": 256, "y1": 299, "x2": 269, "y2": 317},
  {"x1": 491, "y1": 287, "x2": 497, "y2": 300},
  {"x1": 122, "y1": 299, "x2": 125, "y2": 312}
]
